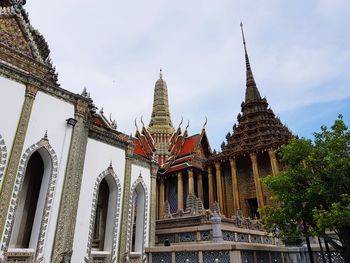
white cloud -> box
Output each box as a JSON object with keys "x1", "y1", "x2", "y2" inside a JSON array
[{"x1": 25, "y1": 0, "x2": 350, "y2": 149}]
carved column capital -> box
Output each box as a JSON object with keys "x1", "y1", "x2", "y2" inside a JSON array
[
  {"x1": 207, "y1": 165, "x2": 213, "y2": 175},
  {"x1": 25, "y1": 84, "x2": 39, "y2": 99},
  {"x1": 249, "y1": 152, "x2": 257, "y2": 162},
  {"x1": 214, "y1": 161, "x2": 221, "y2": 172},
  {"x1": 125, "y1": 143, "x2": 135, "y2": 159},
  {"x1": 75, "y1": 99, "x2": 89, "y2": 118},
  {"x1": 150, "y1": 161, "x2": 159, "y2": 177},
  {"x1": 229, "y1": 158, "x2": 237, "y2": 168},
  {"x1": 268, "y1": 148, "x2": 276, "y2": 159}
]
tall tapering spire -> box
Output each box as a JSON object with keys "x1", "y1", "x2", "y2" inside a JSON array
[
  {"x1": 240, "y1": 22, "x2": 261, "y2": 103},
  {"x1": 148, "y1": 69, "x2": 174, "y2": 134}
]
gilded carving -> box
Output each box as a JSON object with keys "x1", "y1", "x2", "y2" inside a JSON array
[
  {"x1": 25, "y1": 84, "x2": 38, "y2": 98},
  {"x1": 0, "y1": 17, "x2": 33, "y2": 57}
]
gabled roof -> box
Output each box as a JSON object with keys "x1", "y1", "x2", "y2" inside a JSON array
[
  {"x1": 159, "y1": 128, "x2": 211, "y2": 174},
  {"x1": 0, "y1": 2, "x2": 51, "y2": 64},
  {"x1": 0, "y1": 2, "x2": 58, "y2": 85}
]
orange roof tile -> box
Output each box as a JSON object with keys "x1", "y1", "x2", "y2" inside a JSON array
[{"x1": 177, "y1": 135, "x2": 199, "y2": 157}]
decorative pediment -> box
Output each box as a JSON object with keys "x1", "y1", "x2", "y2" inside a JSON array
[{"x1": 0, "y1": 16, "x2": 33, "y2": 57}]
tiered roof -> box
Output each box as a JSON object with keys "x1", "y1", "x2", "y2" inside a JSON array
[
  {"x1": 215, "y1": 24, "x2": 292, "y2": 160},
  {"x1": 133, "y1": 71, "x2": 211, "y2": 173}
]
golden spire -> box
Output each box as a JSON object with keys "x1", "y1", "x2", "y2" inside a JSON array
[{"x1": 148, "y1": 69, "x2": 174, "y2": 134}]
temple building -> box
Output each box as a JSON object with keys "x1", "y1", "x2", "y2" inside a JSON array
[{"x1": 0, "y1": 1, "x2": 330, "y2": 263}]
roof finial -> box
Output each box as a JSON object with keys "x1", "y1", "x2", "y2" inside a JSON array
[
  {"x1": 140, "y1": 115, "x2": 145, "y2": 127},
  {"x1": 203, "y1": 116, "x2": 208, "y2": 129},
  {"x1": 240, "y1": 22, "x2": 261, "y2": 103},
  {"x1": 134, "y1": 118, "x2": 139, "y2": 131},
  {"x1": 159, "y1": 68, "x2": 163, "y2": 79},
  {"x1": 240, "y1": 22, "x2": 250, "y2": 70}
]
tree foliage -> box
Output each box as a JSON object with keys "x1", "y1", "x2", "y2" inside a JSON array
[{"x1": 262, "y1": 115, "x2": 350, "y2": 261}]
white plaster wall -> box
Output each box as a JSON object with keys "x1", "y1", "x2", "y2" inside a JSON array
[
  {"x1": 21, "y1": 90, "x2": 74, "y2": 261},
  {"x1": 0, "y1": 76, "x2": 25, "y2": 190},
  {"x1": 72, "y1": 138, "x2": 126, "y2": 263},
  {"x1": 130, "y1": 164, "x2": 151, "y2": 248}
]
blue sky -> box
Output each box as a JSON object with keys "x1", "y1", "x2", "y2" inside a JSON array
[{"x1": 25, "y1": 0, "x2": 350, "y2": 150}]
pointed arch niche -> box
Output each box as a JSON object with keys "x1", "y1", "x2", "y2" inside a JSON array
[
  {"x1": 3, "y1": 136, "x2": 58, "y2": 261},
  {"x1": 86, "y1": 166, "x2": 121, "y2": 263},
  {"x1": 127, "y1": 175, "x2": 149, "y2": 261},
  {"x1": 0, "y1": 133, "x2": 7, "y2": 188}
]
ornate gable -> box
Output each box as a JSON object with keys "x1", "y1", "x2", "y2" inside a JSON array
[
  {"x1": 0, "y1": 3, "x2": 59, "y2": 86},
  {"x1": 0, "y1": 16, "x2": 33, "y2": 58}
]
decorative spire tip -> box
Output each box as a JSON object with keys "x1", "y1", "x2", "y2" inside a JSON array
[{"x1": 159, "y1": 68, "x2": 163, "y2": 79}]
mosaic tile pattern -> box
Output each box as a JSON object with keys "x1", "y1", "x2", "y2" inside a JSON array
[
  {"x1": 179, "y1": 232, "x2": 196, "y2": 242},
  {"x1": 251, "y1": 235, "x2": 262, "y2": 243},
  {"x1": 0, "y1": 17, "x2": 32, "y2": 57},
  {"x1": 152, "y1": 252, "x2": 172, "y2": 263},
  {"x1": 271, "y1": 252, "x2": 283, "y2": 263},
  {"x1": 262, "y1": 236, "x2": 273, "y2": 244},
  {"x1": 0, "y1": 133, "x2": 7, "y2": 189},
  {"x1": 158, "y1": 234, "x2": 176, "y2": 244},
  {"x1": 203, "y1": 251, "x2": 230, "y2": 263},
  {"x1": 241, "y1": 251, "x2": 254, "y2": 263},
  {"x1": 200, "y1": 231, "x2": 211, "y2": 241},
  {"x1": 237, "y1": 233, "x2": 249, "y2": 242},
  {"x1": 256, "y1": 251, "x2": 270, "y2": 263},
  {"x1": 316, "y1": 252, "x2": 344, "y2": 263},
  {"x1": 175, "y1": 252, "x2": 199, "y2": 263},
  {"x1": 222, "y1": 231, "x2": 235, "y2": 241}
]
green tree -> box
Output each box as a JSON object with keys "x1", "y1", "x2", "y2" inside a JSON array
[{"x1": 262, "y1": 115, "x2": 350, "y2": 262}]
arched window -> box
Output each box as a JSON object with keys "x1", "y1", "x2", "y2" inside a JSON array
[
  {"x1": 92, "y1": 178, "x2": 110, "y2": 251},
  {"x1": 88, "y1": 170, "x2": 121, "y2": 262},
  {"x1": 131, "y1": 183, "x2": 146, "y2": 253},
  {"x1": 10, "y1": 148, "x2": 52, "y2": 249}
]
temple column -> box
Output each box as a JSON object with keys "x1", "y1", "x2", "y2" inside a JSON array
[
  {"x1": 208, "y1": 166, "x2": 214, "y2": 208},
  {"x1": 149, "y1": 162, "x2": 159, "y2": 246},
  {"x1": 177, "y1": 172, "x2": 183, "y2": 210},
  {"x1": 268, "y1": 148, "x2": 279, "y2": 176},
  {"x1": 250, "y1": 153, "x2": 264, "y2": 209},
  {"x1": 188, "y1": 168, "x2": 194, "y2": 195},
  {"x1": 215, "y1": 162, "x2": 224, "y2": 213},
  {"x1": 0, "y1": 85, "x2": 38, "y2": 258},
  {"x1": 53, "y1": 98, "x2": 90, "y2": 262},
  {"x1": 229, "y1": 158, "x2": 240, "y2": 212},
  {"x1": 197, "y1": 171, "x2": 204, "y2": 201},
  {"x1": 159, "y1": 177, "x2": 165, "y2": 218}
]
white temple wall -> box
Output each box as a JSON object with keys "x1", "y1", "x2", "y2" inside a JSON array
[
  {"x1": 71, "y1": 138, "x2": 126, "y2": 262},
  {"x1": 130, "y1": 164, "x2": 151, "y2": 248},
  {"x1": 21, "y1": 90, "x2": 74, "y2": 261},
  {"x1": 0, "y1": 76, "x2": 25, "y2": 190}
]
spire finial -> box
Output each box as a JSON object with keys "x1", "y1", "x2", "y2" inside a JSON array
[
  {"x1": 240, "y1": 22, "x2": 261, "y2": 103},
  {"x1": 159, "y1": 68, "x2": 163, "y2": 79},
  {"x1": 240, "y1": 22, "x2": 250, "y2": 70}
]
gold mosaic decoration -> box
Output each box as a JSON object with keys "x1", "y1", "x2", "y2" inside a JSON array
[{"x1": 0, "y1": 17, "x2": 32, "y2": 57}]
